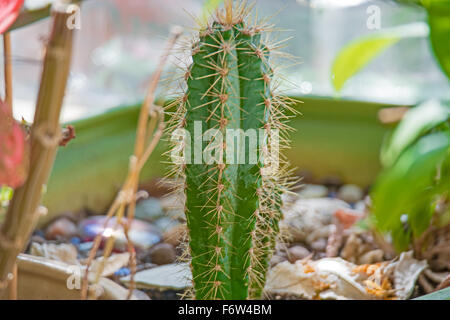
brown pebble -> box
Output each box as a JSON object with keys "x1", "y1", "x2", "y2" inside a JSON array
[
  {"x1": 150, "y1": 243, "x2": 177, "y2": 265},
  {"x1": 163, "y1": 224, "x2": 186, "y2": 247},
  {"x1": 45, "y1": 217, "x2": 78, "y2": 240},
  {"x1": 288, "y1": 245, "x2": 310, "y2": 262}
]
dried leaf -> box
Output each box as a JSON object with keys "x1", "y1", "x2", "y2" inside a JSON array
[
  {"x1": 391, "y1": 251, "x2": 428, "y2": 299},
  {"x1": 266, "y1": 252, "x2": 426, "y2": 300}
]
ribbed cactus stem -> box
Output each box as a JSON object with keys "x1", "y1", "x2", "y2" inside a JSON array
[{"x1": 168, "y1": 2, "x2": 292, "y2": 300}]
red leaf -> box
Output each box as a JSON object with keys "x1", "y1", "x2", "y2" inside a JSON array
[
  {"x1": 0, "y1": 0, "x2": 25, "y2": 34},
  {"x1": 0, "y1": 100, "x2": 28, "y2": 188}
]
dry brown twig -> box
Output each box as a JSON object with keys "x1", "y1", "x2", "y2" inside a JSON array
[
  {"x1": 3, "y1": 33, "x2": 12, "y2": 108},
  {"x1": 81, "y1": 26, "x2": 183, "y2": 300},
  {"x1": 0, "y1": 5, "x2": 75, "y2": 299}
]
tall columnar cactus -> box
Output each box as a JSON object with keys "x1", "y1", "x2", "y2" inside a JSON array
[{"x1": 167, "y1": 1, "x2": 295, "y2": 300}]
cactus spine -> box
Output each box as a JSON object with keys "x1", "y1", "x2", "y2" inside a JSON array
[{"x1": 167, "y1": 1, "x2": 294, "y2": 300}]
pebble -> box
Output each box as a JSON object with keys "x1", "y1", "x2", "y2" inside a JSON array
[
  {"x1": 280, "y1": 198, "x2": 351, "y2": 244},
  {"x1": 149, "y1": 243, "x2": 177, "y2": 265},
  {"x1": 132, "y1": 289, "x2": 151, "y2": 300},
  {"x1": 297, "y1": 184, "x2": 328, "y2": 199},
  {"x1": 334, "y1": 209, "x2": 363, "y2": 229},
  {"x1": 160, "y1": 193, "x2": 186, "y2": 222},
  {"x1": 354, "y1": 200, "x2": 366, "y2": 212},
  {"x1": 121, "y1": 263, "x2": 191, "y2": 291},
  {"x1": 337, "y1": 184, "x2": 363, "y2": 203},
  {"x1": 79, "y1": 216, "x2": 161, "y2": 251},
  {"x1": 70, "y1": 237, "x2": 81, "y2": 245},
  {"x1": 78, "y1": 241, "x2": 94, "y2": 252},
  {"x1": 135, "y1": 197, "x2": 164, "y2": 222},
  {"x1": 45, "y1": 217, "x2": 78, "y2": 240},
  {"x1": 154, "y1": 217, "x2": 180, "y2": 232},
  {"x1": 287, "y1": 245, "x2": 311, "y2": 262},
  {"x1": 114, "y1": 267, "x2": 131, "y2": 277},
  {"x1": 163, "y1": 224, "x2": 186, "y2": 247},
  {"x1": 310, "y1": 238, "x2": 327, "y2": 252},
  {"x1": 160, "y1": 193, "x2": 185, "y2": 212}
]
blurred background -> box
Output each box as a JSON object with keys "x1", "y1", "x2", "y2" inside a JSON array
[{"x1": 2, "y1": 0, "x2": 449, "y2": 123}]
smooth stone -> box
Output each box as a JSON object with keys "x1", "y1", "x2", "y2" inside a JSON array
[
  {"x1": 70, "y1": 237, "x2": 81, "y2": 245},
  {"x1": 280, "y1": 198, "x2": 351, "y2": 243},
  {"x1": 337, "y1": 184, "x2": 363, "y2": 203},
  {"x1": 297, "y1": 184, "x2": 328, "y2": 199},
  {"x1": 114, "y1": 267, "x2": 131, "y2": 277},
  {"x1": 45, "y1": 217, "x2": 78, "y2": 240},
  {"x1": 132, "y1": 289, "x2": 151, "y2": 300},
  {"x1": 150, "y1": 243, "x2": 177, "y2": 265},
  {"x1": 310, "y1": 238, "x2": 327, "y2": 252},
  {"x1": 78, "y1": 241, "x2": 94, "y2": 252},
  {"x1": 288, "y1": 245, "x2": 311, "y2": 262},
  {"x1": 160, "y1": 193, "x2": 185, "y2": 212},
  {"x1": 135, "y1": 197, "x2": 164, "y2": 222},
  {"x1": 79, "y1": 215, "x2": 161, "y2": 251},
  {"x1": 154, "y1": 216, "x2": 180, "y2": 232},
  {"x1": 354, "y1": 200, "x2": 366, "y2": 212},
  {"x1": 163, "y1": 224, "x2": 186, "y2": 247},
  {"x1": 121, "y1": 263, "x2": 192, "y2": 290},
  {"x1": 160, "y1": 193, "x2": 186, "y2": 222}
]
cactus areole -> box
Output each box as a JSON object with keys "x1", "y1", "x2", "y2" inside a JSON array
[{"x1": 168, "y1": 2, "x2": 294, "y2": 300}]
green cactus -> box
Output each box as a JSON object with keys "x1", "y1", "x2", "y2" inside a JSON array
[{"x1": 167, "y1": 1, "x2": 294, "y2": 300}]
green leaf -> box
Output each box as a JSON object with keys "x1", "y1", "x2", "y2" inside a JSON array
[
  {"x1": 0, "y1": 186, "x2": 13, "y2": 206},
  {"x1": 372, "y1": 130, "x2": 450, "y2": 251},
  {"x1": 426, "y1": 1, "x2": 450, "y2": 80},
  {"x1": 414, "y1": 287, "x2": 450, "y2": 300},
  {"x1": 331, "y1": 23, "x2": 429, "y2": 92},
  {"x1": 381, "y1": 100, "x2": 450, "y2": 167}
]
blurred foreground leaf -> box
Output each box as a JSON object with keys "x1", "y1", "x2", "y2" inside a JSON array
[
  {"x1": 426, "y1": 0, "x2": 450, "y2": 80},
  {"x1": 414, "y1": 287, "x2": 450, "y2": 300},
  {"x1": 381, "y1": 100, "x2": 450, "y2": 167},
  {"x1": 372, "y1": 130, "x2": 450, "y2": 251}
]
